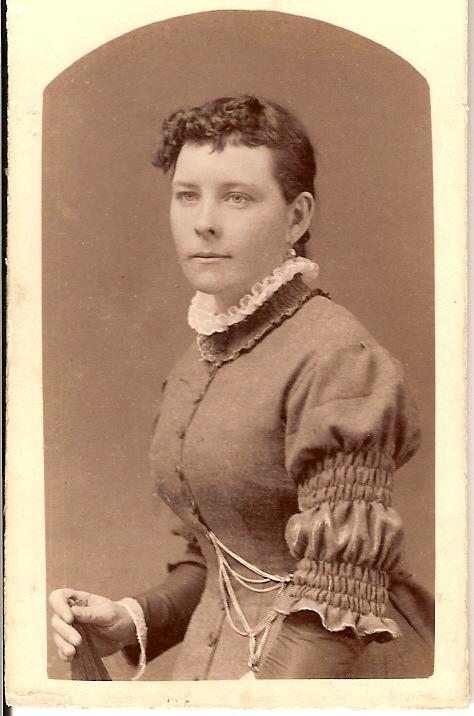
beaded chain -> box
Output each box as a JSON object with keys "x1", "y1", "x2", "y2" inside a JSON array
[{"x1": 207, "y1": 530, "x2": 293, "y2": 671}]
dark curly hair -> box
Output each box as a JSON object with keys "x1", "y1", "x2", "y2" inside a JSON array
[{"x1": 153, "y1": 95, "x2": 317, "y2": 253}]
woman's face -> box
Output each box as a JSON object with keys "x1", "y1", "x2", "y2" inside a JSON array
[{"x1": 170, "y1": 141, "x2": 312, "y2": 311}]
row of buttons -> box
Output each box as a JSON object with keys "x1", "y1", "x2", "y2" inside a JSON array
[
  {"x1": 175, "y1": 387, "x2": 206, "y2": 441},
  {"x1": 194, "y1": 617, "x2": 224, "y2": 679},
  {"x1": 174, "y1": 465, "x2": 200, "y2": 518},
  {"x1": 176, "y1": 373, "x2": 220, "y2": 681}
]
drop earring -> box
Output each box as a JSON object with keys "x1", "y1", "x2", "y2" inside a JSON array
[{"x1": 285, "y1": 244, "x2": 297, "y2": 260}]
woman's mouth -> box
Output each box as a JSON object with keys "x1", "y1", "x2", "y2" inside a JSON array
[{"x1": 189, "y1": 252, "x2": 231, "y2": 261}]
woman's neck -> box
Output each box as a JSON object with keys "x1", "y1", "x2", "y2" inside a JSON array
[
  {"x1": 211, "y1": 262, "x2": 287, "y2": 314},
  {"x1": 212, "y1": 290, "x2": 249, "y2": 314}
]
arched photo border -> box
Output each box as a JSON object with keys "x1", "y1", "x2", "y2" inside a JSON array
[{"x1": 6, "y1": 0, "x2": 468, "y2": 709}]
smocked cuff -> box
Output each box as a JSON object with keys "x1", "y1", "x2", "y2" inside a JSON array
[
  {"x1": 280, "y1": 560, "x2": 399, "y2": 641},
  {"x1": 298, "y1": 451, "x2": 395, "y2": 508},
  {"x1": 284, "y1": 451, "x2": 404, "y2": 640}
]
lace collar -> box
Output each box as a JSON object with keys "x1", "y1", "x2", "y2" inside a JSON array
[
  {"x1": 196, "y1": 274, "x2": 328, "y2": 367},
  {"x1": 187, "y1": 257, "x2": 320, "y2": 336}
]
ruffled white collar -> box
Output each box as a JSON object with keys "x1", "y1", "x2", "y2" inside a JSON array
[{"x1": 187, "y1": 256, "x2": 320, "y2": 336}]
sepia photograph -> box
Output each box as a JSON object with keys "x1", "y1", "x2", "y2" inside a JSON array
[{"x1": 6, "y1": 0, "x2": 468, "y2": 709}]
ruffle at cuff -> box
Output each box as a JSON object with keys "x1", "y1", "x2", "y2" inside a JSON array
[
  {"x1": 118, "y1": 597, "x2": 148, "y2": 679},
  {"x1": 284, "y1": 450, "x2": 403, "y2": 641},
  {"x1": 277, "y1": 595, "x2": 400, "y2": 642}
]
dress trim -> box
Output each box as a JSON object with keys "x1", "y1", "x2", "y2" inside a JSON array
[
  {"x1": 117, "y1": 597, "x2": 148, "y2": 680},
  {"x1": 278, "y1": 596, "x2": 400, "y2": 641},
  {"x1": 298, "y1": 451, "x2": 396, "y2": 509},
  {"x1": 197, "y1": 275, "x2": 328, "y2": 367}
]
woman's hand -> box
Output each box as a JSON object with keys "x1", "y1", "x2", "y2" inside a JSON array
[{"x1": 49, "y1": 588, "x2": 136, "y2": 662}]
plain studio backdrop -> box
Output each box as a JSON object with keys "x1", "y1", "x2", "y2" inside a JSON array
[{"x1": 43, "y1": 10, "x2": 434, "y2": 680}]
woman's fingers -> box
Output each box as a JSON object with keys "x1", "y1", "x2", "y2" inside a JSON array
[
  {"x1": 51, "y1": 613, "x2": 82, "y2": 646},
  {"x1": 49, "y1": 588, "x2": 91, "y2": 623},
  {"x1": 70, "y1": 601, "x2": 115, "y2": 627},
  {"x1": 49, "y1": 589, "x2": 125, "y2": 661},
  {"x1": 70, "y1": 604, "x2": 101, "y2": 624},
  {"x1": 49, "y1": 589, "x2": 74, "y2": 623},
  {"x1": 49, "y1": 588, "x2": 123, "y2": 662},
  {"x1": 53, "y1": 631, "x2": 76, "y2": 662}
]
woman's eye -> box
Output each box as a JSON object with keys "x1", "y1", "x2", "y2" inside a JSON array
[
  {"x1": 177, "y1": 191, "x2": 199, "y2": 203},
  {"x1": 227, "y1": 193, "x2": 250, "y2": 206}
]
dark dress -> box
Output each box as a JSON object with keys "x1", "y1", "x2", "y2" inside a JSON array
[{"x1": 125, "y1": 275, "x2": 434, "y2": 680}]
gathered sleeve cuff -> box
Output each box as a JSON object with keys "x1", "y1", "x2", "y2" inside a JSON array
[{"x1": 282, "y1": 341, "x2": 421, "y2": 642}]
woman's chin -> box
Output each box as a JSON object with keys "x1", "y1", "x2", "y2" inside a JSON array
[
  {"x1": 183, "y1": 268, "x2": 239, "y2": 298},
  {"x1": 188, "y1": 279, "x2": 227, "y2": 296}
]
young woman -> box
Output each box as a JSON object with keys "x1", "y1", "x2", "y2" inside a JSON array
[{"x1": 49, "y1": 95, "x2": 434, "y2": 680}]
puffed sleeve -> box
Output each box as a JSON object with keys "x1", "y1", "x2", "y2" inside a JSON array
[
  {"x1": 257, "y1": 340, "x2": 421, "y2": 679},
  {"x1": 283, "y1": 340, "x2": 421, "y2": 640}
]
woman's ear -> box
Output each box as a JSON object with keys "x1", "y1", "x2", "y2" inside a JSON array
[{"x1": 288, "y1": 192, "x2": 315, "y2": 243}]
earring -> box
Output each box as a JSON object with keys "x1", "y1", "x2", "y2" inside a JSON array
[{"x1": 285, "y1": 244, "x2": 296, "y2": 260}]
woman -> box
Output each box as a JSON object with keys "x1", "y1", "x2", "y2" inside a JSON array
[{"x1": 50, "y1": 95, "x2": 434, "y2": 680}]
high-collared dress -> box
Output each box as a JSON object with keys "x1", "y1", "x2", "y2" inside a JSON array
[{"x1": 124, "y1": 263, "x2": 434, "y2": 681}]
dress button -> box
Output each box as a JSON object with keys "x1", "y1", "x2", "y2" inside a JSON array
[
  {"x1": 193, "y1": 394, "x2": 203, "y2": 404},
  {"x1": 175, "y1": 466, "x2": 184, "y2": 479},
  {"x1": 207, "y1": 631, "x2": 218, "y2": 647},
  {"x1": 177, "y1": 428, "x2": 186, "y2": 439}
]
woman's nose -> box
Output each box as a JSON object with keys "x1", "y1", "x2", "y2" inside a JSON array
[{"x1": 194, "y1": 201, "x2": 220, "y2": 239}]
